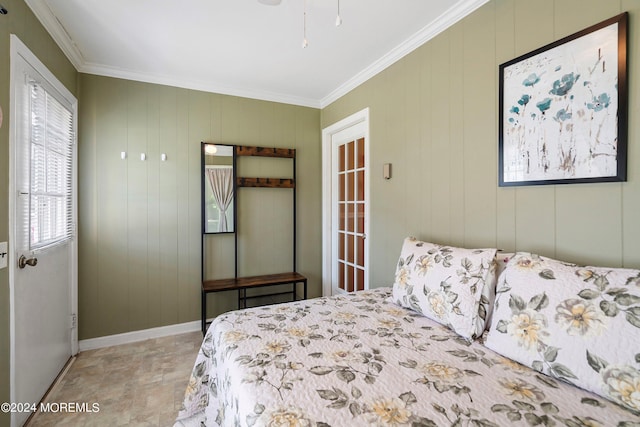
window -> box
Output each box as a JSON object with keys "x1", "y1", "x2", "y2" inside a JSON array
[
  {"x1": 27, "y1": 81, "x2": 74, "y2": 249},
  {"x1": 12, "y1": 35, "x2": 77, "y2": 258}
]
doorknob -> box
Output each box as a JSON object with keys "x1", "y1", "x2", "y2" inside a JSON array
[{"x1": 18, "y1": 255, "x2": 38, "y2": 269}]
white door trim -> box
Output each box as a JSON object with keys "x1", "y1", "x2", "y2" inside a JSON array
[
  {"x1": 321, "y1": 108, "x2": 370, "y2": 297},
  {"x1": 9, "y1": 34, "x2": 78, "y2": 426}
]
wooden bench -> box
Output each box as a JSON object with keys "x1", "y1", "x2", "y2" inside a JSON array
[{"x1": 201, "y1": 272, "x2": 307, "y2": 333}]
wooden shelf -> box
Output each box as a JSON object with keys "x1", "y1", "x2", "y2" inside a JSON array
[
  {"x1": 203, "y1": 272, "x2": 307, "y2": 292},
  {"x1": 236, "y1": 146, "x2": 296, "y2": 158},
  {"x1": 201, "y1": 272, "x2": 308, "y2": 334},
  {"x1": 236, "y1": 177, "x2": 295, "y2": 188}
]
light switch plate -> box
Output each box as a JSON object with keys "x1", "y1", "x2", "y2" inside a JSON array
[
  {"x1": 383, "y1": 163, "x2": 392, "y2": 180},
  {"x1": 0, "y1": 242, "x2": 7, "y2": 269}
]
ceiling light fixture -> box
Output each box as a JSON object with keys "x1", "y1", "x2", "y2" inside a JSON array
[
  {"x1": 258, "y1": 0, "x2": 342, "y2": 48},
  {"x1": 302, "y1": 0, "x2": 308, "y2": 48}
]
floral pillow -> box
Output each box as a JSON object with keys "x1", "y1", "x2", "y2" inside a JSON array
[
  {"x1": 484, "y1": 252, "x2": 640, "y2": 414},
  {"x1": 391, "y1": 237, "x2": 497, "y2": 340},
  {"x1": 482, "y1": 251, "x2": 514, "y2": 333},
  {"x1": 495, "y1": 251, "x2": 514, "y2": 279}
]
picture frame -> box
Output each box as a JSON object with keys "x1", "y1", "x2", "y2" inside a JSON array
[{"x1": 499, "y1": 13, "x2": 628, "y2": 187}]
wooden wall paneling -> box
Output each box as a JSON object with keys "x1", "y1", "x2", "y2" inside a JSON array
[
  {"x1": 96, "y1": 78, "x2": 130, "y2": 336},
  {"x1": 127, "y1": 81, "x2": 150, "y2": 331},
  {"x1": 240, "y1": 98, "x2": 262, "y2": 143},
  {"x1": 555, "y1": 184, "x2": 623, "y2": 266},
  {"x1": 403, "y1": 51, "x2": 424, "y2": 238},
  {"x1": 430, "y1": 32, "x2": 453, "y2": 245},
  {"x1": 158, "y1": 86, "x2": 180, "y2": 326},
  {"x1": 495, "y1": 0, "x2": 517, "y2": 253},
  {"x1": 175, "y1": 90, "x2": 191, "y2": 323},
  {"x1": 461, "y1": 4, "x2": 497, "y2": 249},
  {"x1": 382, "y1": 62, "x2": 408, "y2": 241},
  {"x1": 257, "y1": 101, "x2": 278, "y2": 147},
  {"x1": 184, "y1": 91, "x2": 210, "y2": 322},
  {"x1": 220, "y1": 95, "x2": 240, "y2": 144},
  {"x1": 554, "y1": 0, "x2": 622, "y2": 39},
  {"x1": 77, "y1": 75, "x2": 98, "y2": 339},
  {"x1": 369, "y1": 70, "x2": 401, "y2": 278},
  {"x1": 295, "y1": 107, "x2": 322, "y2": 298},
  {"x1": 513, "y1": 0, "x2": 556, "y2": 55},
  {"x1": 417, "y1": 43, "x2": 433, "y2": 242},
  {"x1": 146, "y1": 84, "x2": 162, "y2": 327},
  {"x1": 209, "y1": 93, "x2": 223, "y2": 142},
  {"x1": 448, "y1": 23, "x2": 466, "y2": 248},
  {"x1": 238, "y1": 187, "x2": 292, "y2": 276}
]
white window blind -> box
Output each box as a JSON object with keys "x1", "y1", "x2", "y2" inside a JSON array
[{"x1": 27, "y1": 80, "x2": 74, "y2": 250}]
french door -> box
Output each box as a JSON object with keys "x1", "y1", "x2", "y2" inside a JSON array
[{"x1": 322, "y1": 109, "x2": 369, "y2": 295}]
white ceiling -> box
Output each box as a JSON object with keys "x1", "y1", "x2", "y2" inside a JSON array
[{"x1": 27, "y1": 0, "x2": 488, "y2": 108}]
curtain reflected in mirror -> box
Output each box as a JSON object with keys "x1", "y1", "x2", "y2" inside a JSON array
[{"x1": 203, "y1": 143, "x2": 235, "y2": 233}]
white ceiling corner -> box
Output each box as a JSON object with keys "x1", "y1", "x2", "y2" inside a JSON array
[
  {"x1": 26, "y1": 0, "x2": 489, "y2": 109},
  {"x1": 26, "y1": 0, "x2": 85, "y2": 70}
]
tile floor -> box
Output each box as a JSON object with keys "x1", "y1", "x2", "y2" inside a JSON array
[{"x1": 27, "y1": 331, "x2": 203, "y2": 427}]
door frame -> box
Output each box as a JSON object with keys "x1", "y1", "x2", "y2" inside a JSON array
[
  {"x1": 8, "y1": 34, "x2": 78, "y2": 425},
  {"x1": 321, "y1": 108, "x2": 370, "y2": 297}
]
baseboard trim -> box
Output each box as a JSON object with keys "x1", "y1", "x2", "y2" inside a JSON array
[{"x1": 78, "y1": 320, "x2": 202, "y2": 352}]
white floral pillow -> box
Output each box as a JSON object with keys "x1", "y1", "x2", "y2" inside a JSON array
[
  {"x1": 495, "y1": 251, "x2": 514, "y2": 279},
  {"x1": 482, "y1": 251, "x2": 514, "y2": 333},
  {"x1": 484, "y1": 252, "x2": 640, "y2": 414},
  {"x1": 391, "y1": 237, "x2": 497, "y2": 340}
]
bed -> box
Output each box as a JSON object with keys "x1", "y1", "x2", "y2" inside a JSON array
[{"x1": 175, "y1": 239, "x2": 640, "y2": 426}]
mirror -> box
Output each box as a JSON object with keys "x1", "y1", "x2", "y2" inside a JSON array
[{"x1": 202, "y1": 143, "x2": 235, "y2": 233}]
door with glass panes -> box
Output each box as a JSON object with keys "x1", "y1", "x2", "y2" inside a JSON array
[
  {"x1": 10, "y1": 35, "x2": 77, "y2": 427},
  {"x1": 331, "y1": 120, "x2": 368, "y2": 294}
]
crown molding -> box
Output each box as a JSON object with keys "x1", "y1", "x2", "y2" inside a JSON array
[
  {"x1": 25, "y1": 0, "x2": 320, "y2": 108},
  {"x1": 27, "y1": 0, "x2": 487, "y2": 110},
  {"x1": 319, "y1": 0, "x2": 490, "y2": 108},
  {"x1": 25, "y1": 0, "x2": 85, "y2": 70},
  {"x1": 80, "y1": 62, "x2": 322, "y2": 108}
]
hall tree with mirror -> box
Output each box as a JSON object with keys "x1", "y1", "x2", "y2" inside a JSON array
[{"x1": 200, "y1": 142, "x2": 307, "y2": 333}]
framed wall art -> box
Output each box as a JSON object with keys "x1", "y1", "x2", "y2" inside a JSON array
[{"x1": 499, "y1": 12, "x2": 628, "y2": 187}]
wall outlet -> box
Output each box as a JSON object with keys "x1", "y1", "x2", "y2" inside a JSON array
[{"x1": 0, "y1": 242, "x2": 7, "y2": 269}]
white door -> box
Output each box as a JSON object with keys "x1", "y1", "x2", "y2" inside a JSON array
[
  {"x1": 9, "y1": 35, "x2": 77, "y2": 427},
  {"x1": 322, "y1": 109, "x2": 370, "y2": 296}
]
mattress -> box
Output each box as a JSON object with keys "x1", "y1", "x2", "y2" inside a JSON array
[{"x1": 175, "y1": 288, "x2": 639, "y2": 426}]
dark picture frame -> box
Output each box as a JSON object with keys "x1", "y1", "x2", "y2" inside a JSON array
[{"x1": 499, "y1": 13, "x2": 628, "y2": 187}]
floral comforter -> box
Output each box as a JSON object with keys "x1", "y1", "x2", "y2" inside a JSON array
[{"x1": 175, "y1": 288, "x2": 639, "y2": 427}]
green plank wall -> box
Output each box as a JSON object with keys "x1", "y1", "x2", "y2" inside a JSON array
[
  {"x1": 78, "y1": 74, "x2": 322, "y2": 339},
  {"x1": 322, "y1": 0, "x2": 640, "y2": 287}
]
